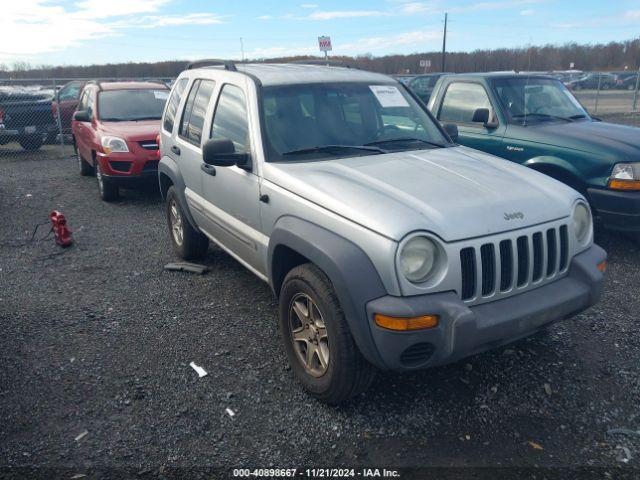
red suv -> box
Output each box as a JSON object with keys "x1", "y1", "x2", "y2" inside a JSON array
[{"x1": 72, "y1": 81, "x2": 169, "y2": 201}]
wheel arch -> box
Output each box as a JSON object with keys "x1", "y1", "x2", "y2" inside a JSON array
[
  {"x1": 524, "y1": 156, "x2": 587, "y2": 195},
  {"x1": 268, "y1": 216, "x2": 387, "y2": 368},
  {"x1": 158, "y1": 156, "x2": 199, "y2": 231}
]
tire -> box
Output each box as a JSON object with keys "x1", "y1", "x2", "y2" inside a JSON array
[
  {"x1": 18, "y1": 135, "x2": 43, "y2": 151},
  {"x1": 165, "y1": 186, "x2": 208, "y2": 260},
  {"x1": 77, "y1": 148, "x2": 93, "y2": 176},
  {"x1": 279, "y1": 263, "x2": 376, "y2": 404},
  {"x1": 95, "y1": 160, "x2": 119, "y2": 202}
]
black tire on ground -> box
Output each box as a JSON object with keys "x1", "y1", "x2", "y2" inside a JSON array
[
  {"x1": 165, "y1": 186, "x2": 208, "y2": 260},
  {"x1": 18, "y1": 135, "x2": 43, "y2": 151},
  {"x1": 279, "y1": 263, "x2": 376, "y2": 404},
  {"x1": 95, "y1": 161, "x2": 119, "y2": 202},
  {"x1": 77, "y1": 149, "x2": 93, "y2": 176}
]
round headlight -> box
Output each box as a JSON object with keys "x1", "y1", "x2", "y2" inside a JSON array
[
  {"x1": 400, "y1": 236, "x2": 438, "y2": 283},
  {"x1": 572, "y1": 202, "x2": 592, "y2": 244}
]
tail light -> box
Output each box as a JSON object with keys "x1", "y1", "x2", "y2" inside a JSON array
[{"x1": 0, "y1": 108, "x2": 4, "y2": 125}]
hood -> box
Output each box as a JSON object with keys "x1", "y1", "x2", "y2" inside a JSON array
[
  {"x1": 513, "y1": 120, "x2": 640, "y2": 162},
  {"x1": 263, "y1": 146, "x2": 579, "y2": 242},
  {"x1": 98, "y1": 119, "x2": 161, "y2": 141}
]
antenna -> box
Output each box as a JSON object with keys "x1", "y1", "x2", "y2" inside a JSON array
[
  {"x1": 240, "y1": 37, "x2": 245, "y2": 62},
  {"x1": 523, "y1": 40, "x2": 533, "y2": 127}
]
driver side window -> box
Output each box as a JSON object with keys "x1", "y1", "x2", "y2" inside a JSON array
[
  {"x1": 210, "y1": 84, "x2": 249, "y2": 153},
  {"x1": 438, "y1": 82, "x2": 492, "y2": 124}
]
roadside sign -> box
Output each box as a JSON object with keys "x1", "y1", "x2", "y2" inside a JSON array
[
  {"x1": 419, "y1": 59, "x2": 431, "y2": 68},
  {"x1": 318, "y1": 36, "x2": 332, "y2": 52}
]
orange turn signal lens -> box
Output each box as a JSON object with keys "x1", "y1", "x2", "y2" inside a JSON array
[
  {"x1": 608, "y1": 179, "x2": 640, "y2": 191},
  {"x1": 597, "y1": 261, "x2": 607, "y2": 273},
  {"x1": 374, "y1": 314, "x2": 439, "y2": 331}
]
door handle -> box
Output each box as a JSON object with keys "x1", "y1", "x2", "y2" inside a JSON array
[
  {"x1": 171, "y1": 145, "x2": 181, "y2": 155},
  {"x1": 201, "y1": 163, "x2": 216, "y2": 176}
]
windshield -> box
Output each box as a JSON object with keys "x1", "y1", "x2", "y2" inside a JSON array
[
  {"x1": 98, "y1": 89, "x2": 169, "y2": 121},
  {"x1": 261, "y1": 82, "x2": 450, "y2": 161},
  {"x1": 491, "y1": 77, "x2": 589, "y2": 125}
]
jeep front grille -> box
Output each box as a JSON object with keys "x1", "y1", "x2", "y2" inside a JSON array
[{"x1": 459, "y1": 224, "x2": 569, "y2": 302}]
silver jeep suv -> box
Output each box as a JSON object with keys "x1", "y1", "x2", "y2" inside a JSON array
[{"x1": 158, "y1": 61, "x2": 606, "y2": 403}]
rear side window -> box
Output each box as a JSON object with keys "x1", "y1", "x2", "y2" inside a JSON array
[
  {"x1": 210, "y1": 84, "x2": 249, "y2": 152},
  {"x1": 438, "y1": 82, "x2": 491, "y2": 123},
  {"x1": 179, "y1": 79, "x2": 216, "y2": 145},
  {"x1": 163, "y1": 78, "x2": 188, "y2": 133}
]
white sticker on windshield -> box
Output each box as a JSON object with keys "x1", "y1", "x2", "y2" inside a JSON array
[
  {"x1": 369, "y1": 85, "x2": 409, "y2": 108},
  {"x1": 154, "y1": 90, "x2": 169, "y2": 100}
]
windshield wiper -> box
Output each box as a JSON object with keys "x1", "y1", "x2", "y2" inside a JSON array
[
  {"x1": 282, "y1": 145, "x2": 387, "y2": 156},
  {"x1": 512, "y1": 113, "x2": 573, "y2": 123},
  {"x1": 129, "y1": 116, "x2": 161, "y2": 121},
  {"x1": 569, "y1": 114, "x2": 588, "y2": 120},
  {"x1": 100, "y1": 117, "x2": 128, "y2": 122},
  {"x1": 364, "y1": 137, "x2": 447, "y2": 149}
]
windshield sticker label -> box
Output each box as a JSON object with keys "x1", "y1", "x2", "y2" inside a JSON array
[
  {"x1": 154, "y1": 90, "x2": 169, "y2": 100},
  {"x1": 369, "y1": 85, "x2": 409, "y2": 108}
]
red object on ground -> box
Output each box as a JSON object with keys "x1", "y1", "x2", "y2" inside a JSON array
[{"x1": 49, "y1": 210, "x2": 73, "y2": 247}]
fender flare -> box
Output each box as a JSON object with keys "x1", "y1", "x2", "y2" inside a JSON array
[
  {"x1": 268, "y1": 216, "x2": 388, "y2": 368},
  {"x1": 523, "y1": 156, "x2": 586, "y2": 193},
  {"x1": 158, "y1": 156, "x2": 199, "y2": 231}
]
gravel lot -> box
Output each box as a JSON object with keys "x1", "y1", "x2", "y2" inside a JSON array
[{"x1": 1, "y1": 131, "x2": 640, "y2": 478}]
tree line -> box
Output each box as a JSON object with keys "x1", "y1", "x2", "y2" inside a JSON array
[{"x1": 2, "y1": 38, "x2": 639, "y2": 79}]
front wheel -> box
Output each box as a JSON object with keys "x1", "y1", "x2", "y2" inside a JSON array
[
  {"x1": 279, "y1": 263, "x2": 375, "y2": 404},
  {"x1": 165, "y1": 186, "x2": 208, "y2": 260},
  {"x1": 77, "y1": 149, "x2": 93, "y2": 176}
]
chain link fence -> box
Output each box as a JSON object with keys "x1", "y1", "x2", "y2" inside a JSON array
[
  {"x1": 0, "y1": 78, "x2": 173, "y2": 162},
  {"x1": 0, "y1": 72, "x2": 638, "y2": 163},
  {"x1": 567, "y1": 71, "x2": 640, "y2": 117}
]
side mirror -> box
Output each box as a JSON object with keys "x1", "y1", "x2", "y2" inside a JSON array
[
  {"x1": 472, "y1": 107, "x2": 490, "y2": 124},
  {"x1": 202, "y1": 138, "x2": 251, "y2": 169},
  {"x1": 73, "y1": 110, "x2": 90, "y2": 122},
  {"x1": 472, "y1": 107, "x2": 499, "y2": 129},
  {"x1": 442, "y1": 123, "x2": 458, "y2": 143}
]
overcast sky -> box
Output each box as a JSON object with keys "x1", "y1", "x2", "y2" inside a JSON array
[{"x1": 2, "y1": 0, "x2": 639, "y2": 66}]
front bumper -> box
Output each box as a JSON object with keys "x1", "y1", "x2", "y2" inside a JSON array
[
  {"x1": 364, "y1": 244, "x2": 606, "y2": 371},
  {"x1": 588, "y1": 187, "x2": 640, "y2": 232},
  {"x1": 96, "y1": 151, "x2": 160, "y2": 184}
]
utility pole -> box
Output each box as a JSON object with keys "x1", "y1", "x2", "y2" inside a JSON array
[{"x1": 441, "y1": 13, "x2": 448, "y2": 72}]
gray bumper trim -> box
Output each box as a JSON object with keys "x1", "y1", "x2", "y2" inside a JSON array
[{"x1": 364, "y1": 244, "x2": 606, "y2": 371}]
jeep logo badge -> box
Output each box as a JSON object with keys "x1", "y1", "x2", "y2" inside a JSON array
[{"x1": 504, "y1": 211, "x2": 525, "y2": 221}]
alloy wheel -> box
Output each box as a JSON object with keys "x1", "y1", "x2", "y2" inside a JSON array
[
  {"x1": 169, "y1": 199, "x2": 184, "y2": 246},
  {"x1": 96, "y1": 162, "x2": 104, "y2": 195},
  {"x1": 289, "y1": 293, "x2": 330, "y2": 377}
]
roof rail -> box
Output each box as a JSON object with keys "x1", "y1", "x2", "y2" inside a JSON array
[{"x1": 186, "y1": 59, "x2": 238, "y2": 71}]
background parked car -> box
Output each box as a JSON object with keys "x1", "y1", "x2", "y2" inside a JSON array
[
  {"x1": 0, "y1": 86, "x2": 56, "y2": 151},
  {"x1": 566, "y1": 73, "x2": 616, "y2": 90},
  {"x1": 402, "y1": 73, "x2": 451, "y2": 103},
  {"x1": 51, "y1": 80, "x2": 86, "y2": 134},
  {"x1": 72, "y1": 80, "x2": 169, "y2": 201},
  {"x1": 428, "y1": 73, "x2": 640, "y2": 237},
  {"x1": 614, "y1": 72, "x2": 639, "y2": 90}
]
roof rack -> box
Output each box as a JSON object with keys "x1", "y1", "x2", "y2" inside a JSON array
[{"x1": 186, "y1": 59, "x2": 238, "y2": 71}]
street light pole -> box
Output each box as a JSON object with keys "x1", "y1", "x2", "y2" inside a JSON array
[{"x1": 441, "y1": 13, "x2": 448, "y2": 72}]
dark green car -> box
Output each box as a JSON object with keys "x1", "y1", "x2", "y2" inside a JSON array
[{"x1": 427, "y1": 73, "x2": 640, "y2": 235}]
